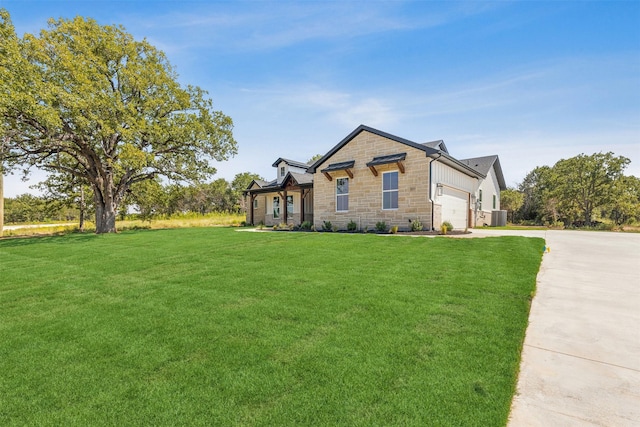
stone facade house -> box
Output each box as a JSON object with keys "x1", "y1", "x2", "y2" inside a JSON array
[{"x1": 245, "y1": 125, "x2": 506, "y2": 231}]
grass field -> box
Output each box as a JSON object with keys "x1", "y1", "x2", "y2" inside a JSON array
[
  {"x1": 0, "y1": 228, "x2": 543, "y2": 426},
  {"x1": 0, "y1": 212, "x2": 245, "y2": 237}
]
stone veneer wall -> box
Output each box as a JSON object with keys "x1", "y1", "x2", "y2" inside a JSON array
[{"x1": 313, "y1": 131, "x2": 433, "y2": 231}]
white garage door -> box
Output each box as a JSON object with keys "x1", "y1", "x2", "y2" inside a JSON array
[{"x1": 441, "y1": 187, "x2": 469, "y2": 230}]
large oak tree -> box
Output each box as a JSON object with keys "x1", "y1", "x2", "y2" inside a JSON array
[{"x1": 0, "y1": 10, "x2": 237, "y2": 233}]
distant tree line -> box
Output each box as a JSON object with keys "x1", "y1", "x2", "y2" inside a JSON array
[
  {"x1": 3, "y1": 172, "x2": 262, "y2": 225},
  {"x1": 501, "y1": 152, "x2": 640, "y2": 227}
]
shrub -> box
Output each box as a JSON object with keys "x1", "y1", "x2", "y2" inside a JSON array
[
  {"x1": 300, "y1": 221, "x2": 312, "y2": 230},
  {"x1": 375, "y1": 221, "x2": 388, "y2": 233},
  {"x1": 390, "y1": 225, "x2": 398, "y2": 234},
  {"x1": 347, "y1": 220, "x2": 357, "y2": 232},
  {"x1": 410, "y1": 218, "x2": 423, "y2": 232},
  {"x1": 441, "y1": 221, "x2": 453, "y2": 234},
  {"x1": 332, "y1": 224, "x2": 339, "y2": 232},
  {"x1": 322, "y1": 221, "x2": 333, "y2": 231}
]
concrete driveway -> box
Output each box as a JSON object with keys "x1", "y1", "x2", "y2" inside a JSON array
[{"x1": 467, "y1": 228, "x2": 640, "y2": 426}]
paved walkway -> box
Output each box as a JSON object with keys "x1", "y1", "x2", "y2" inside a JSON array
[{"x1": 467, "y1": 229, "x2": 640, "y2": 426}]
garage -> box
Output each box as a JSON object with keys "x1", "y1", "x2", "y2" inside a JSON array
[{"x1": 440, "y1": 186, "x2": 469, "y2": 230}]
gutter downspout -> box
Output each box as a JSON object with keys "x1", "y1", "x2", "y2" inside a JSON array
[{"x1": 428, "y1": 153, "x2": 443, "y2": 231}]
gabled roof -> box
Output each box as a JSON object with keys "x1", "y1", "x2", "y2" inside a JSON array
[
  {"x1": 245, "y1": 173, "x2": 313, "y2": 194},
  {"x1": 308, "y1": 125, "x2": 439, "y2": 174},
  {"x1": 284, "y1": 171, "x2": 313, "y2": 186},
  {"x1": 459, "y1": 155, "x2": 507, "y2": 190},
  {"x1": 422, "y1": 140, "x2": 449, "y2": 154},
  {"x1": 245, "y1": 179, "x2": 269, "y2": 191},
  {"x1": 271, "y1": 157, "x2": 310, "y2": 169},
  {"x1": 308, "y1": 124, "x2": 483, "y2": 179}
]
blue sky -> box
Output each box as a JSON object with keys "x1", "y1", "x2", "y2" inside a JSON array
[{"x1": 2, "y1": 0, "x2": 639, "y2": 197}]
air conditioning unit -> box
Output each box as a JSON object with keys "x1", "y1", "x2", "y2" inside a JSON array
[{"x1": 491, "y1": 210, "x2": 507, "y2": 227}]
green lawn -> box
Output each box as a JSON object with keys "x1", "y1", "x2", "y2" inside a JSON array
[{"x1": 0, "y1": 228, "x2": 543, "y2": 426}]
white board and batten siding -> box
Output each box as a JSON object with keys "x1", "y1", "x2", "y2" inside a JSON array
[
  {"x1": 431, "y1": 161, "x2": 478, "y2": 230},
  {"x1": 477, "y1": 166, "x2": 501, "y2": 212}
]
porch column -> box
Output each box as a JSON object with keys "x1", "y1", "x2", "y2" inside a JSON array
[{"x1": 249, "y1": 194, "x2": 256, "y2": 225}]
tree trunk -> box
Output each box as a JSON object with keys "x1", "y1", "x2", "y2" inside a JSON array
[
  {"x1": 584, "y1": 200, "x2": 592, "y2": 227},
  {"x1": 93, "y1": 177, "x2": 118, "y2": 234},
  {"x1": 95, "y1": 198, "x2": 117, "y2": 233}
]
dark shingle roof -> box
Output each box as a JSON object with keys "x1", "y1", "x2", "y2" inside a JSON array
[
  {"x1": 421, "y1": 140, "x2": 448, "y2": 153},
  {"x1": 272, "y1": 157, "x2": 310, "y2": 169},
  {"x1": 459, "y1": 155, "x2": 507, "y2": 190}
]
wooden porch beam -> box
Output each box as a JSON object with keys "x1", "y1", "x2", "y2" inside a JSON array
[
  {"x1": 323, "y1": 172, "x2": 333, "y2": 181},
  {"x1": 397, "y1": 161, "x2": 405, "y2": 173},
  {"x1": 368, "y1": 165, "x2": 378, "y2": 176}
]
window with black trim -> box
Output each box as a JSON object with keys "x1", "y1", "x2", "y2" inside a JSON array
[
  {"x1": 273, "y1": 197, "x2": 280, "y2": 218},
  {"x1": 287, "y1": 195, "x2": 294, "y2": 215},
  {"x1": 479, "y1": 189, "x2": 483, "y2": 210},
  {"x1": 383, "y1": 171, "x2": 398, "y2": 210},
  {"x1": 253, "y1": 198, "x2": 258, "y2": 209},
  {"x1": 493, "y1": 194, "x2": 496, "y2": 210},
  {"x1": 336, "y1": 178, "x2": 349, "y2": 212},
  {"x1": 280, "y1": 166, "x2": 285, "y2": 177}
]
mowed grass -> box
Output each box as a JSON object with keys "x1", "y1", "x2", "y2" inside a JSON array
[{"x1": 0, "y1": 228, "x2": 543, "y2": 426}]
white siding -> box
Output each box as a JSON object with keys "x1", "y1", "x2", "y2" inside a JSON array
[
  {"x1": 275, "y1": 161, "x2": 308, "y2": 184},
  {"x1": 431, "y1": 161, "x2": 477, "y2": 196},
  {"x1": 477, "y1": 166, "x2": 500, "y2": 212}
]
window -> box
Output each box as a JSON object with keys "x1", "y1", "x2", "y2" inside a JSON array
[
  {"x1": 273, "y1": 197, "x2": 280, "y2": 218},
  {"x1": 280, "y1": 166, "x2": 285, "y2": 177},
  {"x1": 336, "y1": 178, "x2": 349, "y2": 211},
  {"x1": 493, "y1": 194, "x2": 496, "y2": 210},
  {"x1": 382, "y1": 171, "x2": 398, "y2": 210},
  {"x1": 253, "y1": 198, "x2": 258, "y2": 209},
  {"x1": 287, "y1": 195, "x2": 294, "y2": 215},
  {"x1": 478, "y1": 189, "x2": 483, "y2": 210}
]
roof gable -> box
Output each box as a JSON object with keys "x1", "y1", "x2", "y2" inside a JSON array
[
  {"x1": 459, "y1": 155, "x2": 507, "y2": 190},
  {"x1": 308, "y1": 124, "x2": 483, "y2": 179},
  {"x1": 422, "y1": 140, "x2": 449, "y2": 154},
  {"x1": 282, "y1": 171, "x2": 313, "y2": 187},
  {"x1": 272, "y1": 157, "x2": 310, "y2": 170},
  {"x1": 308, "y1": 125, "x2": 439, "y2": 173}
]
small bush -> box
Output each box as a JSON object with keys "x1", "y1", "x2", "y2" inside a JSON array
[
  {"x1": 332, "y1": 224, "x2": 339, "y2": 232},
  {"x1": 410, "y1": 218, "x2": 423, "y2": 231},
  {"x1": 322, "y1": 221, "x2": 333, "y2": 231},
  {"x1": 300, "y1": 221, "x2": 312, "y2": 230},
  {"x1": 347, "y1": 220, "x2": 357, "y2": 232},
  {"x1": 390, "y1": 225, "x2": 398, "y2": 234},
  {"x1": 375, "y1": 221, "x2": 388, "y2": 233},
  {"x1": 441, "y1": 221, "x2": 453, "y2": 234}
]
